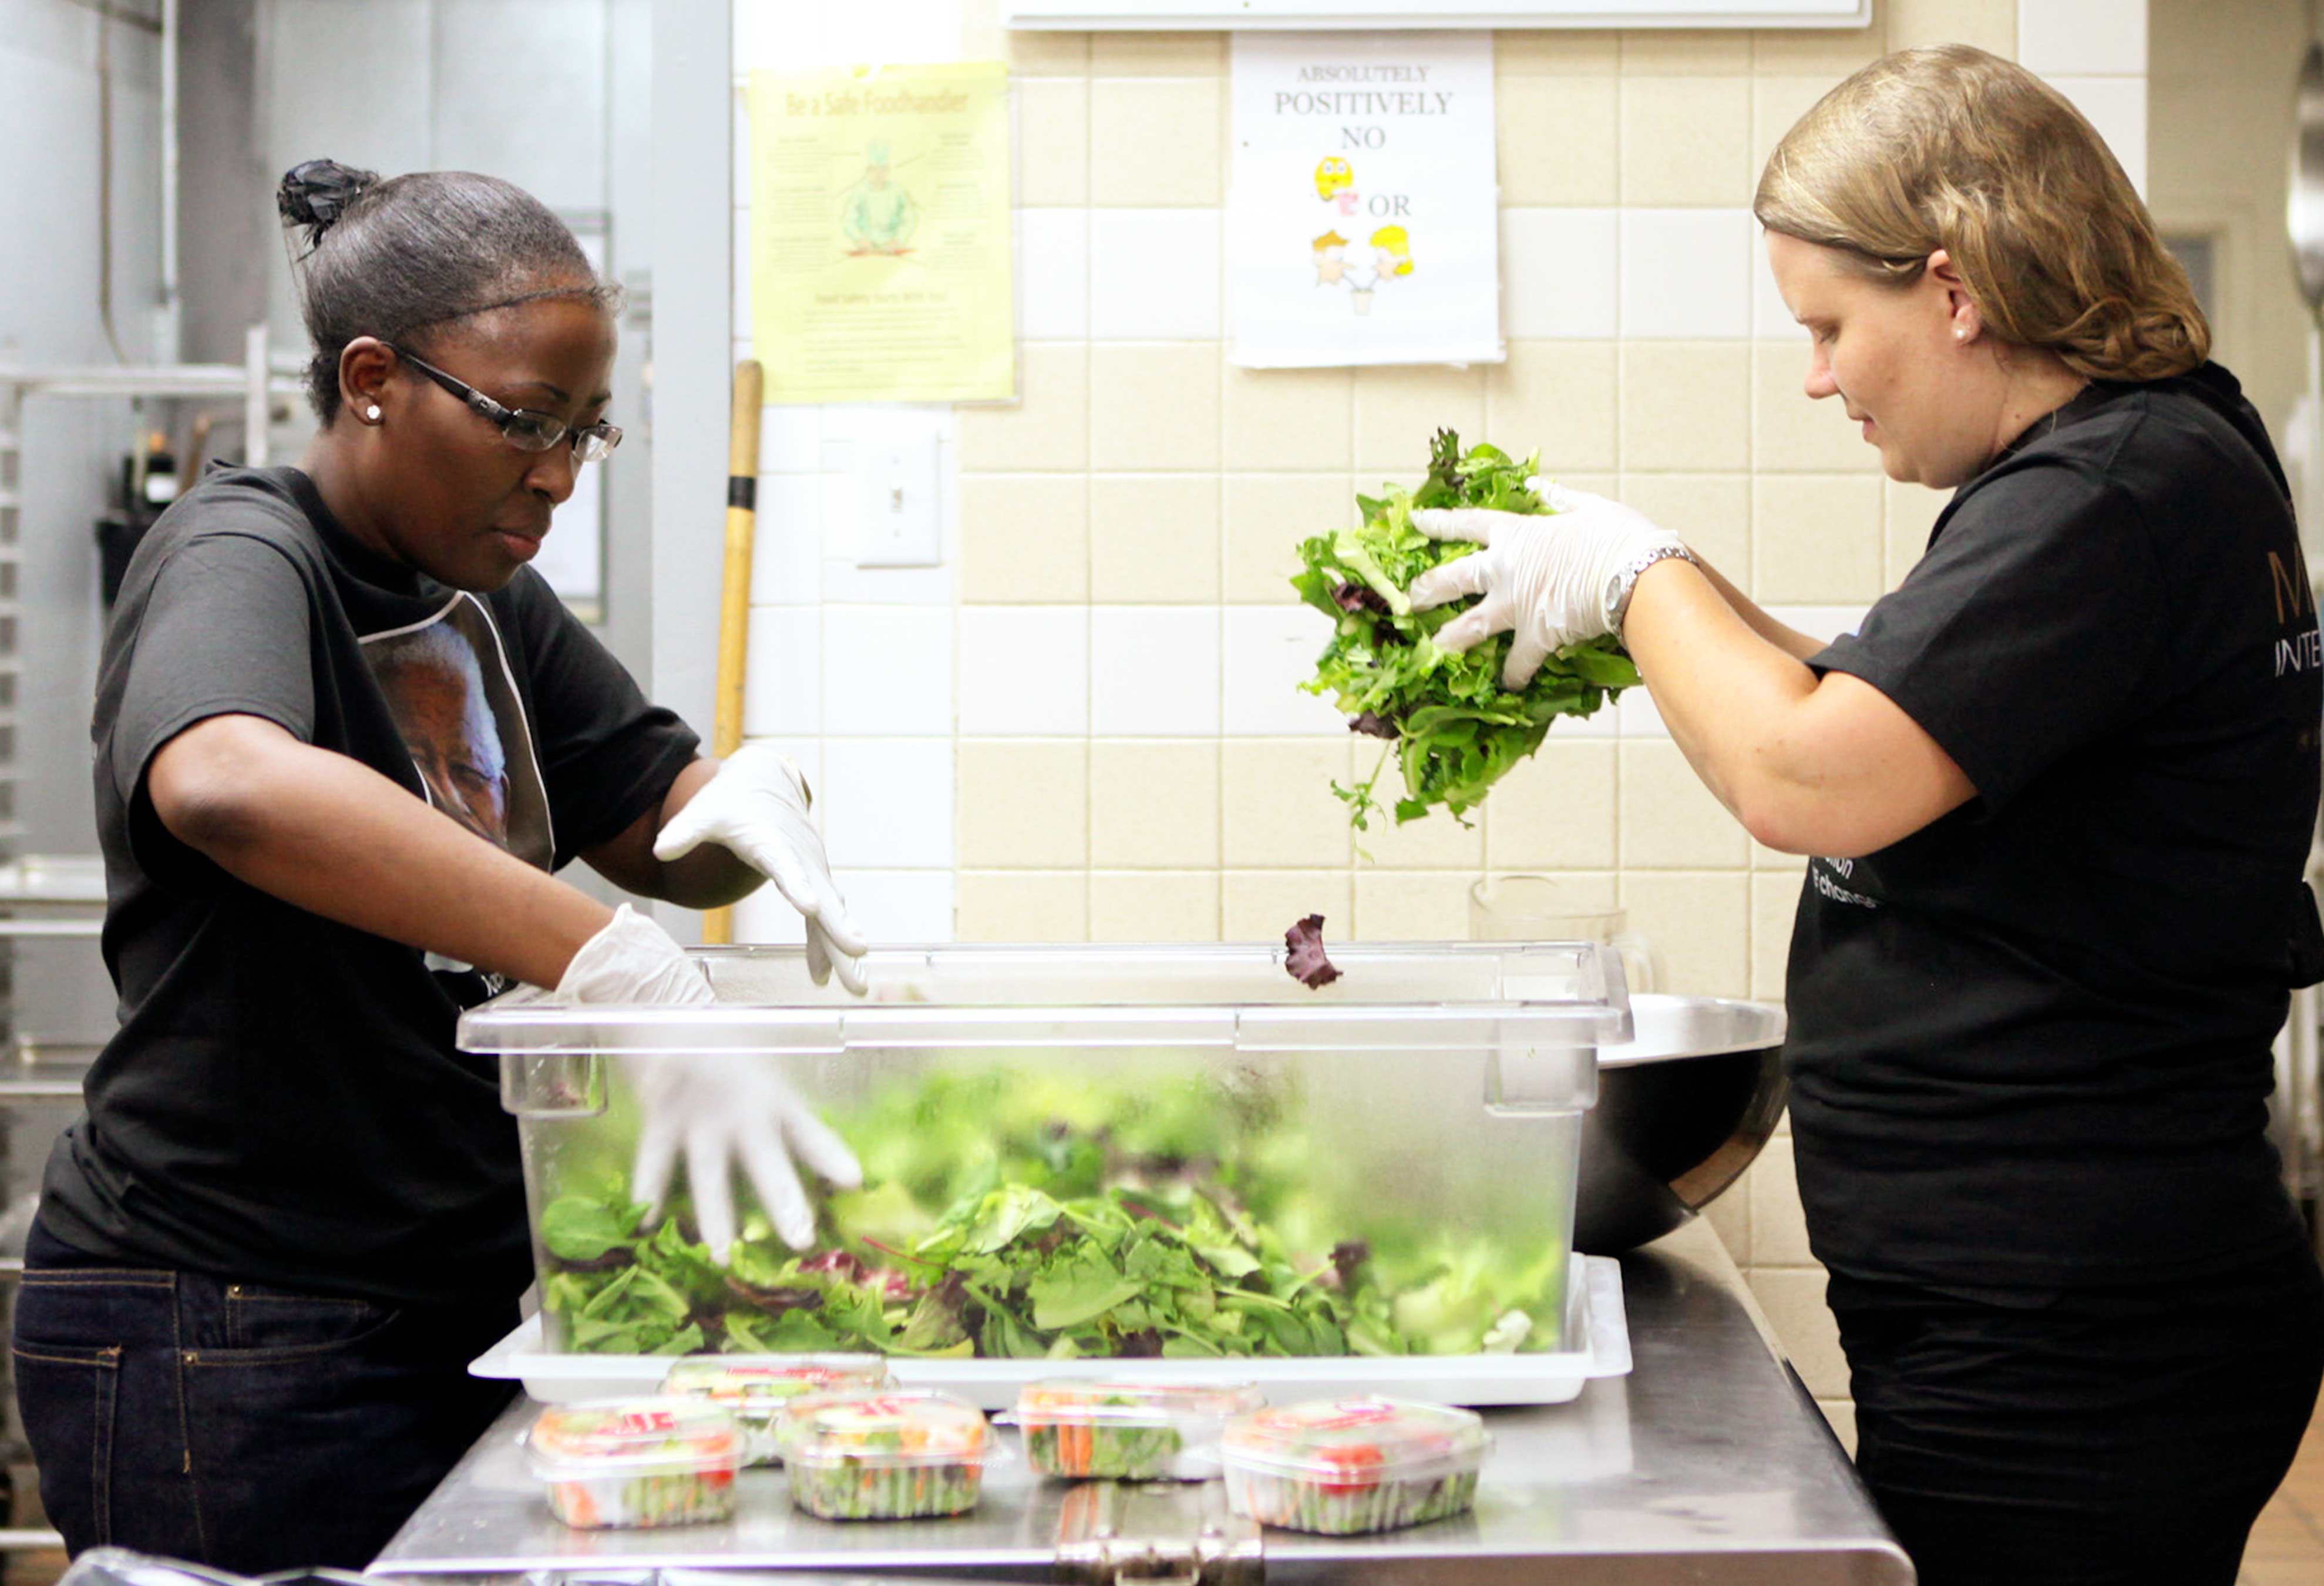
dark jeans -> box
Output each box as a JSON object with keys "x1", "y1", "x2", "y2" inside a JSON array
[
  {"x1": 11, "y1": 1218, "x2": 517, "y2": 1570},
  {"x1": 1829, "y1": 1241, "x2": 2324, "y2": 1586}
]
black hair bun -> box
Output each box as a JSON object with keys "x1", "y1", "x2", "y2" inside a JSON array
[{"x1": 277, "y1": 159, "x2": 379, "y2": 250}]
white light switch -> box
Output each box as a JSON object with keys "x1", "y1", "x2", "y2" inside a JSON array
[{"x1": 855, "y1": 434, "x2": 943, "y2": 568}]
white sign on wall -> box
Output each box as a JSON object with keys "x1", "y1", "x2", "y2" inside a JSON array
[{"x1": 1227, "y1": 31, "x2": 1501, "y2": 369}]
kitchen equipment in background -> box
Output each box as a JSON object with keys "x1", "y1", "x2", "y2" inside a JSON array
[
  {"x1": 1469, "y1": 875, "x2": 1662, "y2": 994},
  {"x1": 1575, "y1": 994, "x2": 1787, "y2": 1255},
  {"x1": 703, "y1": 359, "x2": 764, "y2": 948}
]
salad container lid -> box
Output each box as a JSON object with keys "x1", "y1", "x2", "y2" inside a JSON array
[
  {"x1": 1012, "y1": 1379, "x2": 1266, "y2": 1427},
  {"x1": 1220, "y1": 1396, "x2": 1488, "y2": 1483},
  {"x1": 525, "y1": 1397, "x2": 741, "y2": 1479},
  {"x1": 662, "y1": 1355, "x2": 892, "y2": 1412},
  {"x1": 775, "y1": 1389, "x2": 994, "y2": 1469}
]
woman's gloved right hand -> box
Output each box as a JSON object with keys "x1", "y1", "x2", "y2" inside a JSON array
[
  {"x1": 556, "y1": 905, "x2": 862, "y2": 1259},
  {"x1": 1408, "y1": 482, "x2": 1689, "y2": 689}
]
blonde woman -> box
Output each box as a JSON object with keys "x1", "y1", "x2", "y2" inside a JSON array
[{"x1": 1414, "y1": 46, "x2": 2324, "y2": 1586}]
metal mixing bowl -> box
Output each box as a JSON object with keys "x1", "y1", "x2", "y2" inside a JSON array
[{"x1": 1576, "y1": 994, "x2": 1789, "y2": 1254}]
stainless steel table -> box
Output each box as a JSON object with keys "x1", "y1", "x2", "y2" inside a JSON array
[{"x1": 371, "y1": 1218, "x2": 1910, "y2": 1582}]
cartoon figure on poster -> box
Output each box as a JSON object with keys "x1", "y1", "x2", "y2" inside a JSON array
[
  {"x1": 840, "y1": 139, "x2": 920, "y2": 256},
  {"x1": 1309, "y1": 157, "x2": 1415, "y2": 315},
  {"x1": 1315, "y1": 156, "x2": 1359, "y2": 216}
]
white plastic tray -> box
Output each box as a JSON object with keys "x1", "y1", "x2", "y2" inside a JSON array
[{"x1": 473, "y1": 1254, "x2": 1629, "y2": 1410}]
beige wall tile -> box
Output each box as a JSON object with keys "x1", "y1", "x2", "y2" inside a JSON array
[
  {"x1": 1750, "y1": 21, "x2": 1885, "y2": 76},
  {"x1": 961, "y1": 0, "x2": 1087, "y2": 77},
  {"x1": 1092, "y1": 344, "x2": 1222, "y2": 472},
  {"x1": 956, "y1": 872, "x2": 1089, "y2": 942},
  {"x1": 1089, "y1": 80, "x2": 1222, "y2": 207},
  {"x1": 1754, "y1": 475, "x2": 1885, "y2": 604},
  {"x1": 1356, "y1": 803, "x2": 1485, "y2": 871},
  {"x1": 1620, "y1": 31, "x2": 1752, "y2": 73},
  {"x1": 1886, "y1": 0, "x2": 2016, "y2": 56},
  {"x1": 960, "y1": 475, "x2": 1089, "y2": 603},
  {"x1": 1485, "y1": 741, "x2": 1619, "y2": 870},
  {"x1": 1223, "y1": 869, "x2": 1353, "y2": 941},
  {"x1": 1091, "y1": 740, "x2": 1220, "y2": 868},
  {"x1": 1223, "y1": 740, "x2": 1355, "y2": 868},
  {"x1": 1704, "y1": 1176, "x2": 1752, "y2": 1265},
  {"x1": 1225, "y1": 475, "x2": 1353, "y2": 603},
  {"x1": 958, "y1": 741, "x2": 1089, "y2": 868},
  {"x1": 1885, "y1": 478, "x2": 1947, "y2": 584},
  {"x1": 1353, "y1": 872, "x2": 1478, "y2": 941},
  {"x1": 1090, "y1": 475, "x2": 1220, "y2": 603},
  {"x1": 1751, "y1": 868, "x2": 1805, "y2": 1001},
  {"x1": 1748, "y1": 1135, "x2": 1815, "y2": 1267},
  {"x1": 1621, "y1": 871, "x2": 1750, "y2": 997},
  {"x1": 960, "y1": 343, "x2": 1089, "y2": 472},
  {"x1": 1620, "y1": 77, "x2": 1754, "y2": 207},
  {"x1": 1746, "y1": 1268, "x2": 1849, "y2": 1400},
  {"x1": 1620, "y1": 475, "x2": 1749, "y2": 594},
  {"x1": 1817, "y1": 1396, "x2": 1858, "y2": 1457},
  {"x1": 1754, "y1": 837, "x2": 1809, "y2": 872},
  {"x1": 1018, "y1": 78, "x2": 1089, "y2": 206},
  {"x1": 1620, "y1": 740, "x2": 1750, "y2": 869},
  {"x1": 1496, "y1": 32, "x2": 1620, "y2": 73},
  {"x1": 1091, "y1": 871, "x2": 1220, "y2": 940},
  {"x1": 1753, "y1": 75, "x2": 1841, "y2": 179},
  {"x1": 1498, "y1": 75, "x2": 1619, "y2": 207},
  {"x1": 1091, "y1": 32, "x2": 1224, "y2": 75},
  {"x1": 1488, "y1": 341, "x2": 1619, "y2": 475},
  {"x1": 1753, "y1": 341, "x2": 1881, "y2": 472},
  {"x1": 1354, "y1": 365, "x2": 1488, "y2": 475},
  {"x1": 1621, "y1": 344, "x2": 1751, "y2": 472},
  {"x1": 1222, "y1": 365, "x2": 1353, "y2": 471}
]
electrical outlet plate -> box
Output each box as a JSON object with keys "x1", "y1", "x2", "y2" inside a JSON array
[{"x1": 855, "y1": 433, "x2": 943, "y2": 568}]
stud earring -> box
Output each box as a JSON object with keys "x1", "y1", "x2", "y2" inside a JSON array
[
  {"x1": 1953, "y1": 328, "x2": 1966, "y2": 341},
  {"x1": 365, "y1": 405, "x2": 382, "y2": 421}
]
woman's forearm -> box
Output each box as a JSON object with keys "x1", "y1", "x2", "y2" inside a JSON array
[
  {"x1": 1690, "y1": 555, "x2": 1829, "y2": 662},
  {"x1": 150, "y1": 714, "x2": 613, "y2": 988}
]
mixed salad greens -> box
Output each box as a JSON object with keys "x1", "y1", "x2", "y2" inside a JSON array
[
  {"x1": 534, "y1": 1066, "x2": 1562, "y2": 1363},
  {"x1": 775, "y1": 1389, "x2": 991, "y2": 1520},
  {"x1": 1014, "y1": 1380, "x2": 1263, "y2": 1480},
  {"x1": 1293, "y1": 430, "x2": 1641, "y2": 828}
]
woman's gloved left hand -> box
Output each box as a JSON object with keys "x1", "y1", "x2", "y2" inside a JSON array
[
  {"x1": 653, "y1": 742, "x2": 869, "y2": 996},
  {"x1": 557, "y1": 904, "x2": 863, "y2": 1258},
  {"x1": 1408, "y1": 482, "x2": 1689, "y2": 690}
]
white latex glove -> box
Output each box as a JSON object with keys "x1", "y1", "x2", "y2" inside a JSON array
[
  {"x1": 556, "y1": 905, "x2": 864, "y2": 1258},
  {"x1": 1407, "y1": 482, "x2": 1687, "y2": 690},
  {"x1": 652, "y1": 742, "x2": 869, "y2": 996}
]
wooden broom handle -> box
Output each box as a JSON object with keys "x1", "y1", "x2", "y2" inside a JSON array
[{"x1": 703, "y1": 360, "x2": 764, "y2": 946}]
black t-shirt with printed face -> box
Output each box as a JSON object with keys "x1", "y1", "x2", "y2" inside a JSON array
[
  {"x1": 44, "y1": 466, "x2": 698, "y2": 1306},
  {"x1": 1786, "y1": 362, "x2": 2324, "y2": 1289}
]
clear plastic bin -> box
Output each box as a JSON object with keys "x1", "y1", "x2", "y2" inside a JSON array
[
  {"x1": 773, "y1": 1388, "x2": 997, "y2": 1520},
  {"x1": 661, "y1": 1355, "x2": 894, "y2": 1465},
  {"x1": 523, "y1": 1397, "x2": 741, "y2": 1530},
  {"x1": 1221, "y1": 1395, "x2": 1490, "y2": 1534},
  {"x1": 1008, "y1": 1378, "x2": 1267, "y2": 1480},
  {"x1": 460, "y1": 942, "x2": 1619, "y2": 1399}
]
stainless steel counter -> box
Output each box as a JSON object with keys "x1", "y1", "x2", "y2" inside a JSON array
[{"x1": 370, "y1": 1218, "x2": 1910, "y2": 1583}]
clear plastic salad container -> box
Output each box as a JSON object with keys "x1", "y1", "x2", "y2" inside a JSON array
[
  {"x1": 661, "y1": 1355, "x2": 894, "y2": 1465},
  {"x1": 1010, "y1": 1378, "x2": 1266, "y2": 1480},
  {"x1": 774, "y1": 1388, "x2": 997, "y2": 1520},
  {"x1": 1220, "y1": 1395, "x2": 1489, "y2": 1535},
  {"x1": 524, "y1": 1397, "x2": 741, "y2": 1530}
]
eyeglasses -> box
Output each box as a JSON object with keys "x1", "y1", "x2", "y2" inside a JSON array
[{"x1": 386, "y1": 344, "x2": 623, "y2": 462}]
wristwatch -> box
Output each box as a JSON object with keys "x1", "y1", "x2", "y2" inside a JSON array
[{"x1": 1607, "y1": 544, "x2": 1697, "y2": 632}]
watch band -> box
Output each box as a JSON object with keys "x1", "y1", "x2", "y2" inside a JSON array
[{"x1": 1607, "y1": 543, "x2": 1697, "y2": 631}]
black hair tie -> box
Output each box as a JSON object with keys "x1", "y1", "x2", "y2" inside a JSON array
[{"x1": 277, "y1": 159, "x2": 380, "y2": 251}]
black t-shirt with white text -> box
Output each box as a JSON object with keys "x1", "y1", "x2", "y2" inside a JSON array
[
  {"x1": 1788, "y1": 363, "x2": 2322, "y2": 1288},
  {"x1": 44, "y1": 466, "x2": 698, "y2": 1306}
]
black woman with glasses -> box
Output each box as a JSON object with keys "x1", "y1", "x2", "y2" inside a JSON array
[{"x1": 12, "y1": 161, "x2": 870, "y2": 1568}]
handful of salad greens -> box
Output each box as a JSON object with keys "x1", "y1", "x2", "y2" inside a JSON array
[
  {"x1": 534, "y1": 1067, "x2": 1560, "y2": 1363},
  {"x1": 1292, "y1": 430, "x2": 1641, "y2": 828}
]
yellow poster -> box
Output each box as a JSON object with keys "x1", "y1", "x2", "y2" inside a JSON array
[{"x1": 746, "y1": 62, "x2": 1015, "y2": 404}]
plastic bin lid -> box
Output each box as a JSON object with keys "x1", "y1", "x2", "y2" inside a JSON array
[
  {"x1": 524, "y1": 1397, "x2": 741, "y2": 1479},
  {"x1": 1220, "y1": 1395, "x2": 1489, "y2": 1483},
  {"x1": 1010, "y1": 1378, "x2": 1267, "y2": 1427},
  {"x1": 775, "y1": 1389, "x2": 994, "y2": 1469},
  {"x1": 662, "y1": 1355, "x2": 893, "y2": 1413}
]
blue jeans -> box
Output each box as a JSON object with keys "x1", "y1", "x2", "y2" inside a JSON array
[{"x1": 11, "y1": 1219, "x2": 517, "y2": 1569}]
